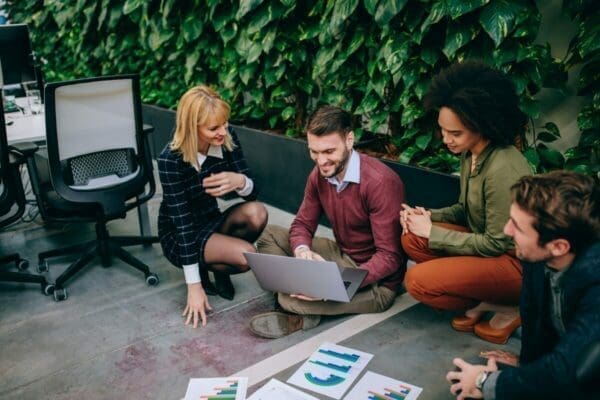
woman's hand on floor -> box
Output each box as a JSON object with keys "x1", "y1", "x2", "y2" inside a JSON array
[{"x1": 183, "y1": 283, "x2": 213, "y2": 328}]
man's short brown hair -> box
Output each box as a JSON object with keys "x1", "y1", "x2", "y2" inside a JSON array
[
  {"x1": 511, "y1": 171, "x2": 599, "y2": 253},
  {"x1": 306, "y1": 105, "x2": 353, "y2": 137}
]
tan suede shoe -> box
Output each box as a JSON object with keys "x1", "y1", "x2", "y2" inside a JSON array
[{"x1": 249, "y1": 311, "x2": 321, "y2": 339}]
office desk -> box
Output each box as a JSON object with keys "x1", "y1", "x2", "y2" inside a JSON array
[
  {"x1": 4, "y1": 108, "x2": 153, "y2": 238},
  {"x1": 6, "y1": 112, "x2": 46, "y2": 144}
]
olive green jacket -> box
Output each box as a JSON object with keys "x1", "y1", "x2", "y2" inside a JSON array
[{"x1": 429, "y1": 145, "x2": 532, "y2": 257}]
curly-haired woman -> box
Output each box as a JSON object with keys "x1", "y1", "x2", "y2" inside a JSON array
[{"x1": 400, "y1": 61, "x2": 532, "y2": 344}]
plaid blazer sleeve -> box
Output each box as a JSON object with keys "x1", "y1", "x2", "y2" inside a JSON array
[
  {"x1": 157, "y1": 154, "x2": 200, "y2": 266},
  {"x1": 229, "y1": 128, "x2": 258, "y2": 200}
]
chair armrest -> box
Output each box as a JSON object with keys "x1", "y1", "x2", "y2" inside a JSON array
[
  {"x1": 8, "y1": 141, "x2": 39, "y2": 164},
  {"x1": 142, "y1": 124, "x2": 154, "y2": 136}
]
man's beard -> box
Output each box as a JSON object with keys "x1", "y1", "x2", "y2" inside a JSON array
[{"x1": 320, "y1": 148, "x2": 350, "y2": 178}]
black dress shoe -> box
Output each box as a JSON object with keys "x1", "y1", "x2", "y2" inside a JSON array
[
  {"x1": 200, "y1": 268, "x2": 217, "y2": 296},
  {"x1": 215, "y1": 272, "x2": 235, "y2": 300}
]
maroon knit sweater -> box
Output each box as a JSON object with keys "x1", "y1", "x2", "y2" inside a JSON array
[{"x1": 290, "y1": 153, "x2": 406, "y2": 292}]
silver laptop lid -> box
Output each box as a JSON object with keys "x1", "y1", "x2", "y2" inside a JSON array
[{"x1": 243, "y1": 252, "x2": 367, "y2": 303}]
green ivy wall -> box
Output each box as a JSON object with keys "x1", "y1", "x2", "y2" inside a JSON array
[{"x1": 6, "y1": 0, "x2": 598, "y2": 175}]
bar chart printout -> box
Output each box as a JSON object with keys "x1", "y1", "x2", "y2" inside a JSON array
[
  {"x1": 246, "y1": 378, "x2": 319, "y2": 400},
  {"x1": 343, "y1": 371, "x2": 422, "y2": 400},
  {"x1": 183, "y1": 377, "x2": 248, "y2": 400},
  {"x1": 288, "y1": 342, "x2": 373, "y2": 399}
]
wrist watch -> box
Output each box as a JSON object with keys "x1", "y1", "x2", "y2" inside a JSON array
[{"x1": 475, "y1": 370, "x2": 492, "y2": 391}]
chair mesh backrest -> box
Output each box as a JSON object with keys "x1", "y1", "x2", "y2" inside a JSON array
[
  {"x1": 69, "y1": 148, "x2": 134, "y2": 186},
  {"x1": 54, "y1": 79, "x2": 138, "y2": 162}
]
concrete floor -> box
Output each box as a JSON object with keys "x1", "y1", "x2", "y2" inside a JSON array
[{"x1": 0, "y1": 190, "x2": 520, "y2": 399}]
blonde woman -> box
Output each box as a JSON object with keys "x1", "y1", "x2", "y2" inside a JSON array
[{"x1": 158, "y1": 85, "x2": 267, "y2": 328}]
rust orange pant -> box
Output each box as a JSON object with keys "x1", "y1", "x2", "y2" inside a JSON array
[{"x1": 401, "y1": 223, "x2": 522, "y2": 311}]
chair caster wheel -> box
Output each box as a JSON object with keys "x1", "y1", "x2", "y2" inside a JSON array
[
  {"x1": 43, "y1": 283, "x2": 55, "y2": 296},
  {"x1": 37, "y1": 260, "x2": 49, "y2": 273},
  {"x1": 145, "y1": 273, "x2": 159, "y2": 286},
  {"x1": 53, "y1": 288, "x2": 68, "y2": 302},
  {"x1": 17, "y1": 258, "x2": 30, "y2": 271}
]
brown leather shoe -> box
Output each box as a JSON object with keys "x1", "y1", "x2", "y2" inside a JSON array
[
  {"x1": 474, "y1": 317, "x2": 522, "y2": 344},
  {"x1": 451, "y1": 314, "x2": 484, "y2": 332},
  {"x1": 248, "y1": 311, "x2": 321, "y2": 339}
]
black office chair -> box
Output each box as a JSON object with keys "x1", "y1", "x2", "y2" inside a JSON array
[
  {"x1": 32, "y1": 75, "x2": 159, "y2": 301},
  {"x1": 0, "y1": 94, "x2": 49, "y2": 293}
]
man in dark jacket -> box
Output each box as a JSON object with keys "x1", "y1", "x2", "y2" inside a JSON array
[{"x1": 446, "y1": 170, "x2": 599, "y2": 399}]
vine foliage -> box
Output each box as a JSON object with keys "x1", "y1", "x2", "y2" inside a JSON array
[{"x1": 6, "y1": 0, "x2": 596, "y2": 174}]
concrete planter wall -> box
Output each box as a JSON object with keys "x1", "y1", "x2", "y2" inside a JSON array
[{"x1": 142, "y1": 104, "x2": 459, "y2": 214}]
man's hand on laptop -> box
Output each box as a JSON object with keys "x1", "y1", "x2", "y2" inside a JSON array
[
  {"x1": 290, "y1": 293, "x2": 324, "y2": 301},
  {"x1": 294, "y1": 246, "x2": 325, "y2": 261}
]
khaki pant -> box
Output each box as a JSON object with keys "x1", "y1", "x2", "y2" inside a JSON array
[{"x1": 256, "y1": 225, "x2": 396, "y2": 316}]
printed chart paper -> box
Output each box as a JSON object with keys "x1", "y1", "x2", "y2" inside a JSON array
[
  {"x1": 288, "y1": 342, "x2": 373, "y2": 399},
  {"x1": 247, "y1": 378, "x2": 319, "y2": 400},
  {"x1": 183, "y1": 377, "x2": 248, "y2": 400},
  {"x1": 343, "y1": 371, "x2": 422, "y2": 400}
]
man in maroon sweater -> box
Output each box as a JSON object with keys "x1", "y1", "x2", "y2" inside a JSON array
[{"x1": 249, "y1": 105, "x2": 406, "y2": 338}]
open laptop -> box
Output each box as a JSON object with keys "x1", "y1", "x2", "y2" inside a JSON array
[{"x1": 243, "y1": 252, "x2": 368, "y2": 303}]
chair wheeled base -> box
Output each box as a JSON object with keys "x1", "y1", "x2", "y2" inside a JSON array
[
  {"x1": 1, "y1": 253, "x2": 51, "y2": 294},
  {"x1": 38, "y1": 221, "x2": 160, "y2": 301}
]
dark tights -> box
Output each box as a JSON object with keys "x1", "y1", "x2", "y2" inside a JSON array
[{"x1": 203, "y1": 201, "x2": 268, "y2": 275}]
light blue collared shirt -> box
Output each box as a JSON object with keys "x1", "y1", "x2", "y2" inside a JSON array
[{"x1": 326, "y1": 150, "x2": 360, "y2": 193}]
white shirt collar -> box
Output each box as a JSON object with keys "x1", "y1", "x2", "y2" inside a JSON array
[
  {"x1": 326, "y1": 150, "x2": 360, "y2": 192},
  {"x1": 194, "y1": 145, "x2": 223, "y2": 171}
]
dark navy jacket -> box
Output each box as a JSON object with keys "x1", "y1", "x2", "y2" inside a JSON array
[{"x1": 496, "y1": 242, "x2": 600, "y2": 399}]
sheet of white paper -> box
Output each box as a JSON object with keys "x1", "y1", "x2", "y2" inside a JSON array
[
  {"x1": 343, "y1": 371, "x2": 422, "y2": 400},
  {"x1": 247, "y1": 378, "x2": 319, "y2": 400},
  {"x1": 287, "y1": 342, "x2": 373, "y2": 399},
  {"x1": 183, "y1": 377, "x2": 248, "y2": 400}
]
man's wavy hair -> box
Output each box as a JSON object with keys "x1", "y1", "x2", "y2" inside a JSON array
[
  {"x1": 424, "y1": 61, "x2": 527, "y2": 147},
  {"x1": 306, "y1": 105, "x2": 353, "y2": 138},
  {"x1": 511, "y1": 171, "x2": 599, "y2": 253}
]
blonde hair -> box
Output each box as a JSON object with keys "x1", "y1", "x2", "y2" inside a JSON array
[{"x1": 170, "y1": 85, "x2": 234, "y2": 168}]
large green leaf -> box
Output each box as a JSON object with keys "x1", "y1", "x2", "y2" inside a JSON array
[
  {"x1": 239, "y1": 63, "x2": 258, "y2": 85},
  {"x1": 123, "y1": 0, "x2": 145, "y2": 15},
  {"x1": 415, "y1": 133, "x2": 432, "y2": 150},
  {"x1": 522, "y1": 148, "x2": 540, "y2": 173},
  {"x1": 577, "y1": 59, "x2": 600, "y2": 96},
  {"x1": 447, "y1": 0, "x2": 489, "y2": 19},
  {"x1": 148, "y1": 21, "x2": 174, "y2": 52},
  {"x1": 420, "y1": 1, "x2": 447, "y2": 34},
  {"x1": 479, "y1": 0, "x2": 521, "y2": 47},
  {"x1": 443, "y1": 24, "x2": 475, "y2": 59},
  {"x1": 374, "y1": 0, "x2": 408, "y2": 26},
  {"x1": 399, "y1": 145, "x2": 420, "y2": 164},
  {"x1": 182, "y1": 15, "x2": 204, "y2": 43},
  {"x1": 401, "y1": 103, "x2": 425, "y2": 125},
  {"x1": 236, "y1": 0, "x2": 264, "y2": 20},
  {"x1": 575, "y1": 16, "x2": 600, "y2": 59},
  {"x1": 538, "y1": 146, "x2": 565, "y2": 168},
  {"x1": 519, "y1": 96, "x2": 540, "y2": 119},
  {"x1": 355, "y1": 91, "x2": 380, "y2": 114},
  {"x1": 328, "y1": 0, "x2": 359, "y2": 38},
  {"x1": 247, "y1": 3, "x2": 284, "y2": 34},
  {"x1": 537, "y1": 131, "x2": 559, "y2": 143},
  {"x1": 363, "y1": 0, "x2": 378, "y2": 16},
  {"x1": 184, "y1": 51, "x2": 201, "y2": 83},
  {"x1": 220, "y1": 23, "x2": 238, "y2": 44}
]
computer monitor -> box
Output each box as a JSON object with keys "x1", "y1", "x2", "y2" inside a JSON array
[{"x1": 0, "y1": 24, "x2": 36, "y2": 87}]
